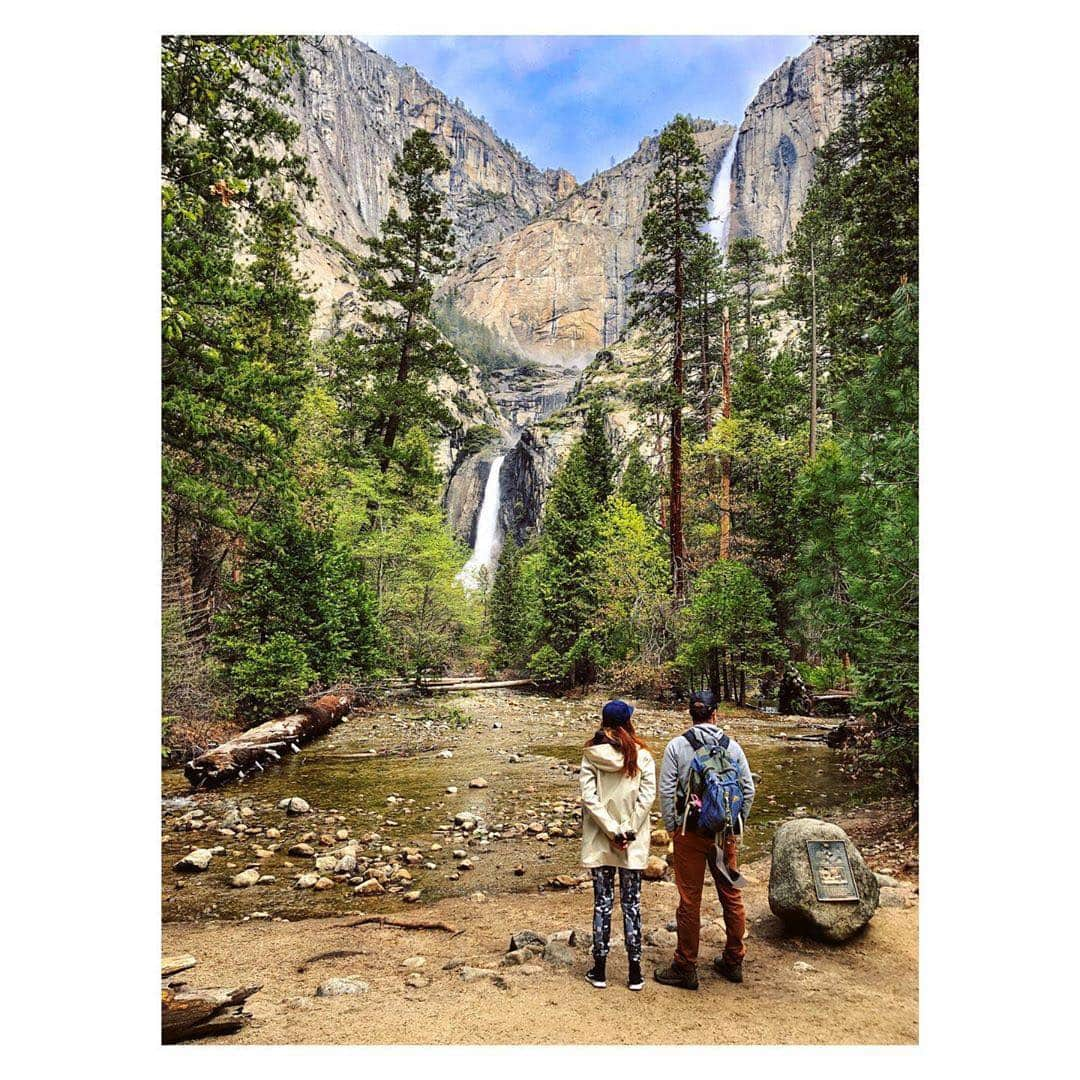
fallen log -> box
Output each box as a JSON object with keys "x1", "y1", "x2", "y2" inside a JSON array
[
  {"x1": 184, "y1": 694, "x2": 351, "y2": 788},
  {"x1": 343, "y1": 915, "x2": 462, "y2": 934},
  {"x1": 161, "y1": 953, "x2": 197, "y2": 978},
  {"x1": 418, "y1": 678, "x2": 535, "y2": 693},
  {"x1": 161, "y1": 983, "x2": 260, "y2": 1044}
]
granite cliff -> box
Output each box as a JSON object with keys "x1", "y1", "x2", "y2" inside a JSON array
[
  {"x1": 443, "y1": 121, "x2": 735, "y2": 367},
  {"x1": 728, "y1": 36, "x2": 860, "y2": 255}
]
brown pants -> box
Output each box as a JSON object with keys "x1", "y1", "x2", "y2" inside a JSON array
[{"x1": 672, "y1": 828, "x2": 746, "y2": 971}]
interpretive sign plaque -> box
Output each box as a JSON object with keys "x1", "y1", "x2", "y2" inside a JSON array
[{"x1": 805, "y1": 840, "x2": 860, "y2": 902}]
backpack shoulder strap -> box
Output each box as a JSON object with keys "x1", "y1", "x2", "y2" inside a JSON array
[
  {"x1": 718, "y1": 733, "x2": 730, "y2": 749},
  {"x1": 683, "y1": 727, "x2": 703, "y2": 751}
]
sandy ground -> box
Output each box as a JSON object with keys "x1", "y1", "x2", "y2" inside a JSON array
[{"x1": 162, "y1": 853, "x2": 918, "y2": 1045}]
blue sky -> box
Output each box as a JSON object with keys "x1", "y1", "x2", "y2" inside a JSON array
[{"x1": 363, "y1": 36, "x2": 812, "y2": 180}]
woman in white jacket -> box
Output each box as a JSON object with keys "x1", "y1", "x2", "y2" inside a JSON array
[{"x1": 579, "y1": 699, "x2": 656, "y2": 991}]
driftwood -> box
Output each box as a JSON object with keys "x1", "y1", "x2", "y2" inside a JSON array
[
  {"x1": 161, "y1": 953, "x2": 197, "y2": 978},
  {"x1": 297, "y1": 949, "x2": 367, "y2": 973},
  {"x1": 343, "y1": 915, "x2": 462, "y2": 934},
  {"x1": 768, "y1": 732, "x2": 828, "y2": 743},
  {"x1": 161, "y1": 983, "x2": 260, "y2": 1044},
  {"x1": 184, "y1": 694, "x2": 351, "y2": 788}
]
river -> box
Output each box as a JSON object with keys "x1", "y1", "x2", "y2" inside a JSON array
[{"x1": 162, "y1": 690, "x2": 872, "y2": 923}]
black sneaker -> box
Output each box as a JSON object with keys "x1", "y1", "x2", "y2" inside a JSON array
[
  {"x1": 653, "y1": 964, "x2": 699, "y2": 990},
  {"x1": 713, "y1": 956, "x2": 744, "y2": 983},
  {"x1": 585, "y1": 957, "x2": 607, "y2": 988},
  {"x1": 627, "y1": 961, "x2": 644, "y2": 991}
]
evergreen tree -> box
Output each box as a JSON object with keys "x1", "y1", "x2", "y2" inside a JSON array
[
  {"x1": 578, "y1": 404, "x2": 617, "y2": 501},
  {"x1": 162, "y1": 36, "x2": 313, "y2": 635},
  {"x1": 630, "y1": 116, "x2": 710, "y2": 600},
  {"x1": 618, "y1": 445, "x2": 661, "y2": 523},
  {"x1": 725, "y1": 236, "x2": 771, "y2": 358},
  {"x1": 358, "y1": 129, "x2": 465, "y2": 471}
]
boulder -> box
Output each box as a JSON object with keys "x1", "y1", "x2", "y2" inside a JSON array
[
  {"x1": 768, "y1": 818, "x2": 879, "y2": 943},
  {"x1": 230, "y1": 868, "x2": 260, "y2": 888},
  {"x1": 280, "y1": 797, "x2": 311, "y2": 815},
  {"x1": 468, "y1": 778, "x2": 489, "y2": 789}
]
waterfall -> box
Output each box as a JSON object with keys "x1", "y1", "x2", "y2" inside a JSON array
[
  {"x1": 707, "y1": 128, "x2": 739, "y2": 251},
  {"x1": 456, "y1": 454, "x2": 505, "y2": 591}
]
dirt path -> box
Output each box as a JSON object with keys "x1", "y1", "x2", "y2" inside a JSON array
[{"x1": 162, "y1": 854, "x2": 918, "y2": 1045}]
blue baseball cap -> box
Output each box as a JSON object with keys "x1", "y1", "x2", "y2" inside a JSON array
[{"x1": 601, "y1": 699, "x2": 635, "y2": 726}]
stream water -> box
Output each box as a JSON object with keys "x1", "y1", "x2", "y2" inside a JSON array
[{"x1": 162, "y1": 690, "x2": 876, "y2": 924}]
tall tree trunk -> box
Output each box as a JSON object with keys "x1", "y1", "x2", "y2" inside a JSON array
[
  {"x1": 719, "y1": 306, "x2": 733, "y2": 560},
  {"x1": 708, "y1": 647, "x2": 721, "y2": 696},
  {"x1": 700, "y1": 286, "x2": 712, "y2": 431},
  {"x1": 669, "y1": 188, "x2": 687, "y2": 602},
  {"x1": 809, "y1": 239, "x2": 818, "y2": 458}
]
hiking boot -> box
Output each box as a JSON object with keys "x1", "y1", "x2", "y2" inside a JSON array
[
  {"x1": 627, "y1": 960, "x2": 644, "y2": 991},
  {"x1": 585, "y1": 957, "x2": 607, "y2": 988},
  {"x1": 653, "y1": 964, "x2": 698, "y2": 990},
  {"x1": 713, "y1": 956, "x2": 744, "y2": 984}
]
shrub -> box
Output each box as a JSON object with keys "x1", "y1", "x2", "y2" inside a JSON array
[{"x1": 230, "y1": 632, "x2": 315, "y2": 723}]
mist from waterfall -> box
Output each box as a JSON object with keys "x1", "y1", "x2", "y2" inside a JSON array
[
  {"x1": 707, "y1": 128, "x2": 739, "y2": 251},
  {"x1": 456, "y1": 454, "x2": 506, "y2": 591}
]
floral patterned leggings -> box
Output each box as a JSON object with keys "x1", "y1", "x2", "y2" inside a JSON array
[{"x1": 591, "y1": 867, "x2": 643, "y2": 963}]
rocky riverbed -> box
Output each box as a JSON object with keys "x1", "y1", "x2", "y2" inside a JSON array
[{"x1": 162, "y1": 690, "x2": 886, "y2": 924}]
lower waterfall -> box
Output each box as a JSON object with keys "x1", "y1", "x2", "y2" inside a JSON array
[{"x1": 456, "y1": 454, "x2": 506, "y2": 591}]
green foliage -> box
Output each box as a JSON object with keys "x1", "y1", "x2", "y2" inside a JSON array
[
  {"x1": 618, "y1": 445, "x2": 661, "y2": 522},
  {"x1": 459, "y1": 424, "x2": 499, "y2": 457},
  {"x1": 677, "y1": 560, "x2": 783, "y2": 691},
  {"x1": 228, "y1": 632, "x2": 316, "y2": 722},
  {"x1": 162, "y1": 36, "x2": 314, "y2": 543}
]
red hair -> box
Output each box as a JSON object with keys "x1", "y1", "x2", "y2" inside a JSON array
[{"x1": 588, "y1": 720, "x2": 650, "y2": 778}]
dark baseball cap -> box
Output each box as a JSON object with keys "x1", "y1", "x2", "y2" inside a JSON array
[
  {"x1": 601, "y1": 699, "x2": 635, "y2": 726},
  {"x1": 689, "y1": 690, "x2": 717, "y2": 712}
]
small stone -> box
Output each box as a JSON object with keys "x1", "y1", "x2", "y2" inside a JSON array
[
  {"x1": 437, "y1": 750, "x2": 453, "y2": 759},
  {"x1": 452, "y1": 849, "x2": 468, "y2": 859},
  {"x1": 643, "y1": 856, "x2": 669, "y2": 880},
  {"x1": 513, "y1": 864, "x2": 525, "y2": 876},
  {"x1": 336, "y1": 829, "x2": 350, "y2": 840},
  {"x1": 878, "y1": 887, "x2": 906, "y2": 908},
  {"x1": 403, "y1": 890, "x2": 422, "y2": 902},
  {"x1": 458, "y1": 859, "x2": 473, "y2": 871},
  {"x1": 645, "y1": 928, "x2": 678, "y2": 948},
  {"x1": 314, "y1": 876, "x2": 335, "y2": 890},
  {"x1": 230, "y1": 868, "x2": 260, "y2": 887},
  {"x1": 402, "y1": 956, "x2": 427, "y2": 969},
  {"x1": 265, "y1": 827, "x2": 281, "y2": 839},
  {"x1": 468, "y1": 778, "x2": 489, "y2": 789},
  {"x1": 543, "y1": 939, "x2": 574, "y2": 966},
  {"x1": 315, "y1": 856, "x2": 337, "y2": 874},
  {"x1": 315, "y1": 977, "x2": 369, "y2": 996},
  {"x1": 280, "y1": 797, "x2": 311, "y2": 815},
  {"x1": 287, "y1": 843, "x2": 315, "y2": 857},
  {"x1": 296, "y1": 873, "x2": 319, "y2": 889},
  {"x1": 874, "y1": 872, "x2": 902, "y2": 889},
  {"x1": 335, "y1": 854, "x2": 358, "y2": 874},
  {"x1": 508, "y1": 931, "x2": 547, "y2": 959},
  {"x1": 446, "y1": 787, "x2": 458, "y2": 794},
  {"x1": 404, "y1": 972, "x2": 429, "y2": 989},
  {"x1": 458, "y1": 966, "x2": 497, "y2": 983},
  {"x1": 174, "y1": 848, "x2": 213, "y2": 872},
  {"x1": 793, "y1": 961, "x2": 815, "y2": 973},
  {"x1": 454, "y1": 812, "x2": 477, "y2": 831},
  {"x1": 355, "y1": 878, "x2": 385, "y2": 896}
]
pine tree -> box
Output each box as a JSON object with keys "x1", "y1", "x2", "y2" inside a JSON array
[
  {"x1": 578, "y1": 404, "x2": 617, "y2": 501},
  {"x1": 725, "y1": 236, "x2": 771, "y2": 357},
  {"x1": 630, "y1": 116, "x2": 710, "y2": 600},
  {"x1": 162, "y1": 36, "x2": 314, "y2": 636},
  {"x1": 358, "y1": 129, "x2": 465, "y2": 471}
]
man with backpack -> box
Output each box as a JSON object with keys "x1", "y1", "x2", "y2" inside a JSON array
[{"x1": 654, "y1": 690, "x2": 756, "y2": 990}]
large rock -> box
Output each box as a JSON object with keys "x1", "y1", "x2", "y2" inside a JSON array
[
  {"x1": 768, "y1": 818, "x2": 879, "y2": 943},
  {"x1": 315, "y1": 977, "x2": 369, "y2": 997}
]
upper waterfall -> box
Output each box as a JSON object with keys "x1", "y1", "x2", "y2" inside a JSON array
[
  {"x1": 707, "y1": 129, "x2": 739, "y2": 251},
  {"x1": 457, "y1": 454, "x2": 506, "y2": 591}
]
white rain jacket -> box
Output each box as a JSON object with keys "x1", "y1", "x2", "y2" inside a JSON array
[{"x1": 579, "y1": 742, "x2": 656, "y2": 870}]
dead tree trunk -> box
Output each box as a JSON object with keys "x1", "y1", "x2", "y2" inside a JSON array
[
  {"x1": 184, "y1": 694, "x2": 351, "y2": 788},
  {"x1": 161, "y1": 983, "x2": 260, "y2": 1044}
]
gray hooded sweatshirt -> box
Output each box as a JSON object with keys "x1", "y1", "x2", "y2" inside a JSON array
[{"x1": 658, "y1": 723, "x2": 755, "y2": 833}]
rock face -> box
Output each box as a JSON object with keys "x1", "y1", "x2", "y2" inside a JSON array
[
  {"x1": 289, "y1": 36, "x2": 576, "y2": 263},
  {"x1": 729, "y1": 37, "x2": 861, "y2": 255},
  {"x1": 768, "y1": 818, "x2": 880, "y2": 942},
  {"x1": 445, "y1": 121, "x2": 735, "y2": 365}
]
